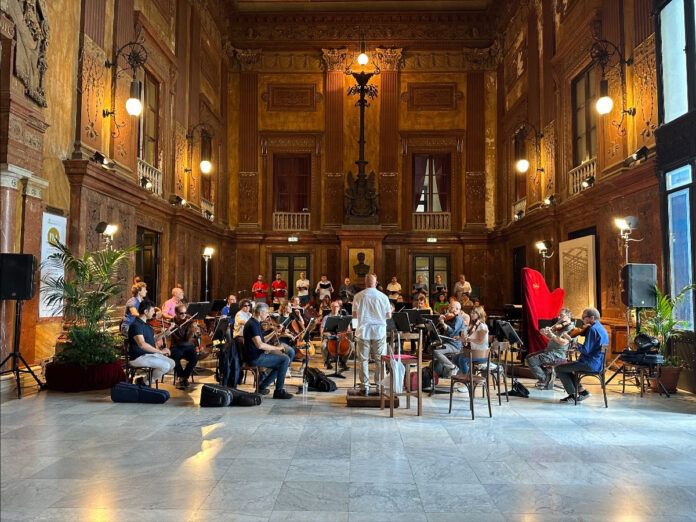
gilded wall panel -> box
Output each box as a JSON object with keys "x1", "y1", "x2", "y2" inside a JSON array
[
  {"x1": 227, "y1": 72, "x2": 240, "y2": 227},
  {"x1": 484, "y1": 71, "x2": 496, "y2": 228},
  {"x1": 633, "y1": 34, "x2": 657, "y2": 149},
  {"x1": 174, "y1": 122, "x2": 187, "y2": 198},
  {"x1": 402, "y1": 82, "x2": 463, "y2": 112},
  {"x1": 601, "y1": 67, "x2": 627, "y2": 169},
  {"x1": 398, "y1": 73, "x2": 467, "y2": 130},
  {"x1": 77, "y1": 36, "x2": 106, "y2": 152},
  {"x1": 258, "y1": 73, "x2": 324, "y2": 131}
]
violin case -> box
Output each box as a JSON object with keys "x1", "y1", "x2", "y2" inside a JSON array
[
  {"x1": 110, "y1": 382, "x2": 170, "y2": 404},
  {"x1": 200, "y1": 383, "x2": 262, "y2": 407}
]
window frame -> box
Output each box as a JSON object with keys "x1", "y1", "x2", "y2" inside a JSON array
[
  {"x1": 571, "y1": 64, "x2": 598, "y2": 167},
  {"x1": 412, "y1": 153, "x2": 451, "y2": 213},
  {"x1": 138, "y1": 70, "x2": 160, "y2": 167}
]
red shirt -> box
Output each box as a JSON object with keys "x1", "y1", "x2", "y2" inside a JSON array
[
  {"x1": 252, "y1": 281, "x2": 268, "y2": 299},
  {"x1": 272, "y1": 280, "x2": 288, "y2": 299}
]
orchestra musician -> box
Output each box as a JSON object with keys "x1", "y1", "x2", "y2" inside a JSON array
[
  {"x1": 168, "y1": 303, "x2": 200, "y2": 389},
  {"x1": 318, "y1": 295, "x2": 332, "y2": 317},
  {"x1": 411, "y1": 275, "x2": 428, "y2": 303},
  {"x1": 320, "y1": 300, "x2": 354, "y2": 371},
  {"x1": 449, "y1": 296, "x2": 470, "y2": 326},
  {"x1": 431, "y1": 300, "x2": 465, "y2": 375},
  {"x1": 161, "y1": 287, "x2": 185, "y2": 321},
  {"x1": 315, "y1": 274, "x2": 334, "y2": 302},
  {"x1": 527, "y1": 307, "x2": 574, "y2": 389},
  {"x1": 271, "y1": 273, "x2": 288, "y2": 311},
  {"x1": 352, "y1": 274, "x2": 391, "y2": 396},
  {"x1": 252, "y1": 275, "x2": 269, "y2": 305},
  {"x1": 555, "y1": 307, "x2": 609, "y2": 403},
  {"x1": 122, "y1": 281, "x2": 148, "y2": 335},
  {"x1": 242, "y1": 302, "x2": 293, "y2": 399},
  {"x1": 296, "y1": 271, "x2": 311, "y2": 307},
  {"x1": 433, "y1": 293, "x2": 449, "y2": 313},
  {"x1": 453, "y1": 305, "x2": 489, "y2": 378},
  {"x1": 416, "y1": 294, "x2": 432, "y2": 313},
  {"x1": 221, "y1": 295, "x2": 238, "y2": 317},
  {"x1": 233, "y1": 299, "x2": 253, "y2": 338},
  {"x1": 128, "y1": 299, "x2": 175, "y2": 386},
  {"x1": 386, "y1": 276, "x2": 402, "y2": 307}
]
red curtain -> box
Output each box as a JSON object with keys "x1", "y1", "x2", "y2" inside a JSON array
[
  {"x1": 522, "y1": 268, "x2": 565, "y2": 354},
  {"x1": 412, "y1": 155, "x2": 427, "y2": 211}
]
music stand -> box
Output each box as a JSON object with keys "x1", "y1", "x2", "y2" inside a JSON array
[
  {"x1": 210, "y1": 299, "x2": 227, "y2": 313},
  {"x1": 226, "y1": 303, "x2": 240, "y2": 319},
  {"x1": 393, "y1": 302, "x2": 407, "y2": 312},
  {"x1": 187, "y1": 301, "x2": 213, "y2": 318},
  {"x1": 496, "y1": 320, "x2": 525, "y2": 398},
  {"x1": 323, "y1": 316, "x2": 352, "y2": 378},
  {"x1": 211, "y1": 317, "x2": 230, "y2": 343}
]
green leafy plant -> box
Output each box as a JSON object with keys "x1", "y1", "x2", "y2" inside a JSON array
[
  {"x1": 42, "y1": 241, "x2": 136, "y2": 367},
  {"x1": 640, "y1": 283, "x2": 696, "y2": 367}
]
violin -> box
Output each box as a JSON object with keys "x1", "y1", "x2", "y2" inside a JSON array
[
  {"x1": 568, "y1": 323, "x2": 591, "y2": 338},
  {"x1": 551, "y1": 319, "x2": 571, "y2": 332}
]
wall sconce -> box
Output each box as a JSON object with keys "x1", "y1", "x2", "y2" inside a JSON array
[
  {"x1": 542, "y1": 194, "x2": 557, "y2": 207},
  {"x1": 91, "y1": 151, "x2": 115, "y2": 168},
  {"x1": 204, "y1": 210, "x2": 214, "y2": 221},
  {"x1": 169, "y1": 194, "x2": 187, "y2": 207},
  {"x1": 514, "y1": 120, "x2": 544, "y2": 176},
  {"x1": 186, "y1": 123, "x2": 214, "y2": 174},
  {"x1": 103, "y1": 41, "x2": 148, "y2": 138},
  {"x1": 590, "y1": 36, "x2": 634, "y2": 134},
  {"x1": 95, "y1": 221, "x2": 118, "y2": 249},
  {"x1": 514, "y1": 210, "x2": 524, "y2": 221},
  {"x1": 140, "y1": 176, "x2": 152, "y2": 190},
  {"x1": 536, "y1": 240, "x2": 554, "y2": 278},
  {"x1": 623, "y1": 146, "x2": 649, "y2": 167},
  {"x1": 581, "y1": 175, "x2": 595, "y2": 188}
]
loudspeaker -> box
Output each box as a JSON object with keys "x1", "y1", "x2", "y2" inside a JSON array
[
  {"x1": 621, "y1": 263, "x2": 657, "y2": 308},
  {"x1": 0, "y1": 253, "x2": 36, "y2": 300}
]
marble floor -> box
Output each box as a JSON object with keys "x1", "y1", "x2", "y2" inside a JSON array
[{"x1": 2, "y1": 363, "x2": 696, "y2": 522}]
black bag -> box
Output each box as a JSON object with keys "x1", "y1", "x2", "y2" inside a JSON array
[
  {"x1": 633, "y1": 332, "x2": 659, "y2": 351},
  {"x1": 110, "y1": 382, "x2": 170, "y2": 404},
  {"x1": 305, "y1": 367, "x2": 337, "y2": 392},
  {"x1": 229, "y1": 387, "x2": 263, "y2": 406},
  {"x1": 432, "y1": 358, "x2": 452, "y2": 379},
  {"x1": 216, "y1": 341, "x2": 240, "y2": 388},
  {"x1": 509, "y1": 379, "x2": 530, "y2": 398},
  {"x1": 421, "y1": 366, "x2": 439, "y2": 390},
  {"x1": 200, "y1": 383, "x2": 233, "y2": 407}
]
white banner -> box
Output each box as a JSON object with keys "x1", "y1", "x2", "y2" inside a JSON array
[{"x1": 39, "y1": 213, "x2": 67, "y2": 318}]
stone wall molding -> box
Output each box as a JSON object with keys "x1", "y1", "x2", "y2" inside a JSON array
[{"x1": 0, "y1": 163, "x2": 33, "y2": 190}]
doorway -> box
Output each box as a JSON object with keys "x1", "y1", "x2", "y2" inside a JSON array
[
  {"x1": 135, "y1": 227, "x2": 159, "y2": 303},
  {"x1": 272, "y1": 254, "x2": 310, "y2": 298}
]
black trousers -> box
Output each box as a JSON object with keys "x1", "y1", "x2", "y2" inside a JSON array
[{"x1": 169, "y1": 343, "x2": 198, "y2": 379}]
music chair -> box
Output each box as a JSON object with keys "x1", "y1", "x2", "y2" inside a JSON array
[
  {"x1": 121, "y1": 340, "x2": 158, "y2": 389},
  {"x1": 573, "y1": 344, "x2": 609, "y2": 408},
  {"x1": 449, "y1": 347, "x2": 492, "y2": 419},
  {"x1": 235, "y1": 336, "x2": 261, "y2": 393},
  {"x1": 489, "y1": 340, "x2": 509, "y2": 404}
]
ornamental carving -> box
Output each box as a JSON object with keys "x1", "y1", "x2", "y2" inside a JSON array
[
  {"x1": 321, "y1": 48, "x2": 348, "y2": 72},
  {"x1": 2, "y1": 0, "x2": 50, "y2": 106},
  {"x1": 239, "y1": 171, "x2": 259, "y2": 224},
  {"x1": 633, "y1": 34, "x2": 658, "y2": 145},
  {"x1": 261, "y1": 52, "x2": 322, "y2": 72},
  {"x1": 77, "y1": 37, "x2": 105, "y2": 145},
  {"x1": 234, "y1": 48, "x2": 262, "y2": 71},
  {"x1": 174, "y1": 122, "x2": 187, "y2": 195},
  {"x1": 462, "y1": 39, "x2": 502, "y2": 70},
  {"x1": 401, "y1": 82, "x2": 463, "y2": 111},
  {"x1": 261, "y1": 84, "x2": 322, "y2": 112},
  {"x1": 374, "y1": 48, "x2": 403, "y2": 71},
  {"x1": 543, "y1": 121, "x2": 556, "y2": 195},
  {"x1": 465, "y1": 171, "x2": 486, "y2": 224}
]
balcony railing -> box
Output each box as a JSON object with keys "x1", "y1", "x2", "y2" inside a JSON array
[
  {"x1": 412, "y1": 212, "x2": 451, "y2": 232},
  {"x1": 568, "y1": 157, "x2": 597, "y2": 196},
  {"x1": 201, "y1": 197, "x2": 214, "y2": 219},
  {"x1": 273, "y1": 212, "x2": 310, "y2": 232},
  {"x1": 512, "y1": 198, "x2": 526, "y2": 219},
  {"x1": 137, "y1": 158, "x2": 163, "y2": 197}
]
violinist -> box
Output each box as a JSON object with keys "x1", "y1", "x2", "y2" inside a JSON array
[
  {"x1": 526, "y1": 308, "x2": 574, "y2": 390},
  {"x1": 261, "y1": 311, "x2": 296, "y2": 378},
  {"x1": 320, "y1": 300, "x2": 353, "y2": 371},
  {"x1": 555, "y1": 307, "x2": 609, "y2": 403},
  {"x1": 233, "y1": 300, "x2": 253, "y2": 338},
  {"x1": 431, "y1": 301, "x2": 465, "y2": 375},
  {"x1": 453, "y1": 305, "x2": 489, "y2": 378},
  {"x1": 168, "y1": 303, "x2": 200, "y2": 389},
  {"x1": 128, "y1": 299, "x2": 175, "y2": 386},
  {"x1": 122, "y1": 281, "x2": 148, "y2": 335},
  {"x1": 449, "y1": 296, "x2": 470, "y2": 326},
  {"x1": 161, "y1": 287, "x2": 185, "y2": 321}
]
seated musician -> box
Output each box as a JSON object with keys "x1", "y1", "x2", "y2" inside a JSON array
[
  {"x1": 263, "y1": 306, "x2": 296, "y2": 378},
  {"x1": 433, "y1": 293, "x2": 449, "y2": 313},
  {"x1": 122, "y1": 281, "x2": 148, "y2": 335},
  {"x1": 128, "y1": 299, "x2": 175, "y2": 386},
  {"x1": 411, "y1": 275, "x2": 428, "y2": 304},
  {"x1": 526, "y1": 307, "x2": 574, "y2": 390},
  {"x1": 555, "y1": 307, "x2": 608, "y2": 403},
  {"x1": 431, "y1": 300, "x2": 465, "y2": 375},
  {"x1": 233, "y1": 300, "x2": 252, "y2": 338},
  {"x1": 320, "y1": 300, "x2": 354, "y2": 371},
  {"x1": 168, "y1": 303, "x2": 200, "y2": 389},
  {"x1": 242, "y1": 302, "x2": 293, "y2": 399},
  {"x1": 221, "y1": 295, "x2": 237, "y2": 317},
  {"x1": 449, "y1": 296, "x2": 470, "y2": 326},
  {"x1": 161, "y1": 287, "x2": 185, "y2": 321},
  {"x1": 318, "y1": 295, "x2": 332, "y2": 317},
  {"x1": 416, "y1": 294, "x2": 432, "y2": 313},
  {"x1": 453, "y1": 305, "x2": 490, "y2": 378}
]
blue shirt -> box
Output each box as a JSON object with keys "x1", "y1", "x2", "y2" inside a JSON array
[
  {"x1": 221, "y1": 305, "x2": 230, "y2": 317},
  {"x1": 577, "y1": 321, "x2": 609, "y2": 372},
  {"x1": 243, "y1": 317, "x2": 265, "y2": 362},
  {"x1": 442, "y1": 314, "x2": 464, "y2": 350},
  {"x1": 128, "y1": 318, "x2": 155, "y2": 360},
  {"x1": 122, "y1": 297, "x2": 140, "y2": 333}
]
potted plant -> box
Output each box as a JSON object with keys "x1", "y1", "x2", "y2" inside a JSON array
[
  {"x1": 639, "y1": 283, "x2": 696, "y2": 394},
  {"x1": 41, "y1": 241, "x2": 135, "y2": 392}
]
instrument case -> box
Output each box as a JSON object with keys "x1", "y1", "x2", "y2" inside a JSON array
[{"x1": 110, "y1": 382, "x2": 170, "y2": 404}]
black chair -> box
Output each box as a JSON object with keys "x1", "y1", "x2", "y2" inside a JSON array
[
  {"x1": 574, "y1": 344, "x2": 609, "y2": 408},
  {"x1": 235, "y1": 336, "x2": 261, "y2": 392},
  {"x1": 121, "y1": 340, "x2": 157, "y2": 389}
]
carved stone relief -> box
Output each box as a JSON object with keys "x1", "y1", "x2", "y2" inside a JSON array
[
  {"x1": 239, "y1": 171, "x2": 259, "y2": 224},
  {"x1": 374, "y1": 48, "x2": 403, "y2": 71},
  {"x1": 321, "y1": 48, "x2": 347, "y2": 72},
  {"x1": 2, "y1": 0, "x2": 50, "y2": 107},
  {"x1": 379, "y1": 172, "x2": 398, "y2": 225},
  {"x1": 633, "y1": 33, "x2": 657, "y2": 147},
  {"x1": 465, "y1": 171, "x2": 486, "y2": 224},
  {"x1": 261, "y1": 84, "x2": 322, "y2": 112},
  {"x1": 542, "y1": 121, "x2": 556, "y2": 196},
  {"x1": 174, "y1": 122, "x2": 187, "y2": 196},
  {"x1": 401, "y1": 82, "x2": 463, "y2": 111},
  {"x1": 77, "y1": 37, "x2": 105, "y2": 148}
]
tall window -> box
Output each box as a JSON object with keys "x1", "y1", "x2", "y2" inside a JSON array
[
  {"x1": 272, "y1": 254, "x2": 310, "y2": 297},
  {"x1": 274, "y1": 155, "x2": 310, "y2": 212},
  {"x1": 139, "y1": 71, "x2": 159, "y2": 166},
  {"x1": 413, "y1": 254, "x2": 449, "y2": 300},
  {"x1": 572, "y1": 66, "x2": 598, "y2": 167},
  {"x1": 413, "y1": 154, "x2": 450, "y2": 212},
  {"x1": 665, "y1": 165, "x2": 694, "y2": 330},
  {"x1": 659, "y1": 0, "x2": 690, "y2": 123}
]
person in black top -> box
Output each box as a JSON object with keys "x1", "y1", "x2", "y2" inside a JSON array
[
  {"x1": 128, "y1": 299, "x2": 175, "y2": 386},
  {"x1": 430, "y1": 274, "x2": 448, "y2": 306},
  {"x1": 168, "y1": 303, "x2": 200, "y2": 389},
  {"x1": 243, "y1": 302, "x2": 293, "y2": 399}
]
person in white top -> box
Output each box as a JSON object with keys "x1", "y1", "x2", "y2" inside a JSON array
[
  {"x1": 233, "y1": 300, "x2": 253, "y2": 338},
  {"x1": 453, "y1": 274, "x2": 472, "y2": 302},
  {"x1": 453, "y1": 305, "x2": 489, "y2": 376},
  {"x1": 352, "y1": 273, "x2": 392, "y2": 395},
  {"x1": 296, "y1": 272, "x2": 311, "y2": 307},
  {"x1": 386, "y1": 276, "x2": 402, "y2": 305}
]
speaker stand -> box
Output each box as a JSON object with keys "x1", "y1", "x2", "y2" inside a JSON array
[{"x1": 0, "y1": 300, "x2": 46, "y2": 399}]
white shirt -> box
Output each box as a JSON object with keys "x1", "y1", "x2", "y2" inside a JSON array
[
  {"x1": 467, "y1": 321, "x2": 489, "y2": 350},
  {"x1": 453, "y1": 281, "x2": 472, "y2": 300},
  {"x1": 296, "y1": 279, "x2": 310, "y2": 297},
  {"x1": 233, "y1": 310, "x2": 252, "y2": 337},
  {"x1": 352, "y1": 287, "x2": 391, "y2": 340},
  {"x1": 386, "y1": 282, "x2": 402, "y2": 300}
]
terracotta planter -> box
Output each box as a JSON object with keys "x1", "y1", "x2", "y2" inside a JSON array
[
  {"x1": 649, "y1": 366, "x2": 683, "y2": 394},
  {"x1": 45, "y1": 361, "x2": 126, "y2": 392}
]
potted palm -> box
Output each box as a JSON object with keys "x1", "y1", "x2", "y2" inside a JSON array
[
  {"x1": 639, "y1": 283, "x2": 696, "y2": 394},
  {"x1": 41, "y1": 241, "x2": 135, "y2": 392}
]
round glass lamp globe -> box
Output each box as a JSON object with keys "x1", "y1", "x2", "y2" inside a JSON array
[
  {"x1": 357, "y1": 52, "x2": 369, "y2": 66},
  {"x1": 596, "y1": 96, "x2": 613, "y2": 115},
  {"x1": 126, "y1": 97, "x2": 142, "y2": 116},
  {"x1": 200, "y1": 160, "x2": 212, "y2": 174},
  {"x1": 516, "y1": 158, "x2": 530, "y2": 173}
]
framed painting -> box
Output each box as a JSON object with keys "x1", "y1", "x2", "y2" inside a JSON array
[
  {"x1": 559, "y1": 235, "x2": 597, "y2": 316},
  {"x1": 348, "y1": 247, "x2": 375, "y2": 284}
]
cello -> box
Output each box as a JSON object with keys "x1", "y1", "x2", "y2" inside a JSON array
[{"x1": 327, "y1": 331, "x2": 352, "y2": 358}]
